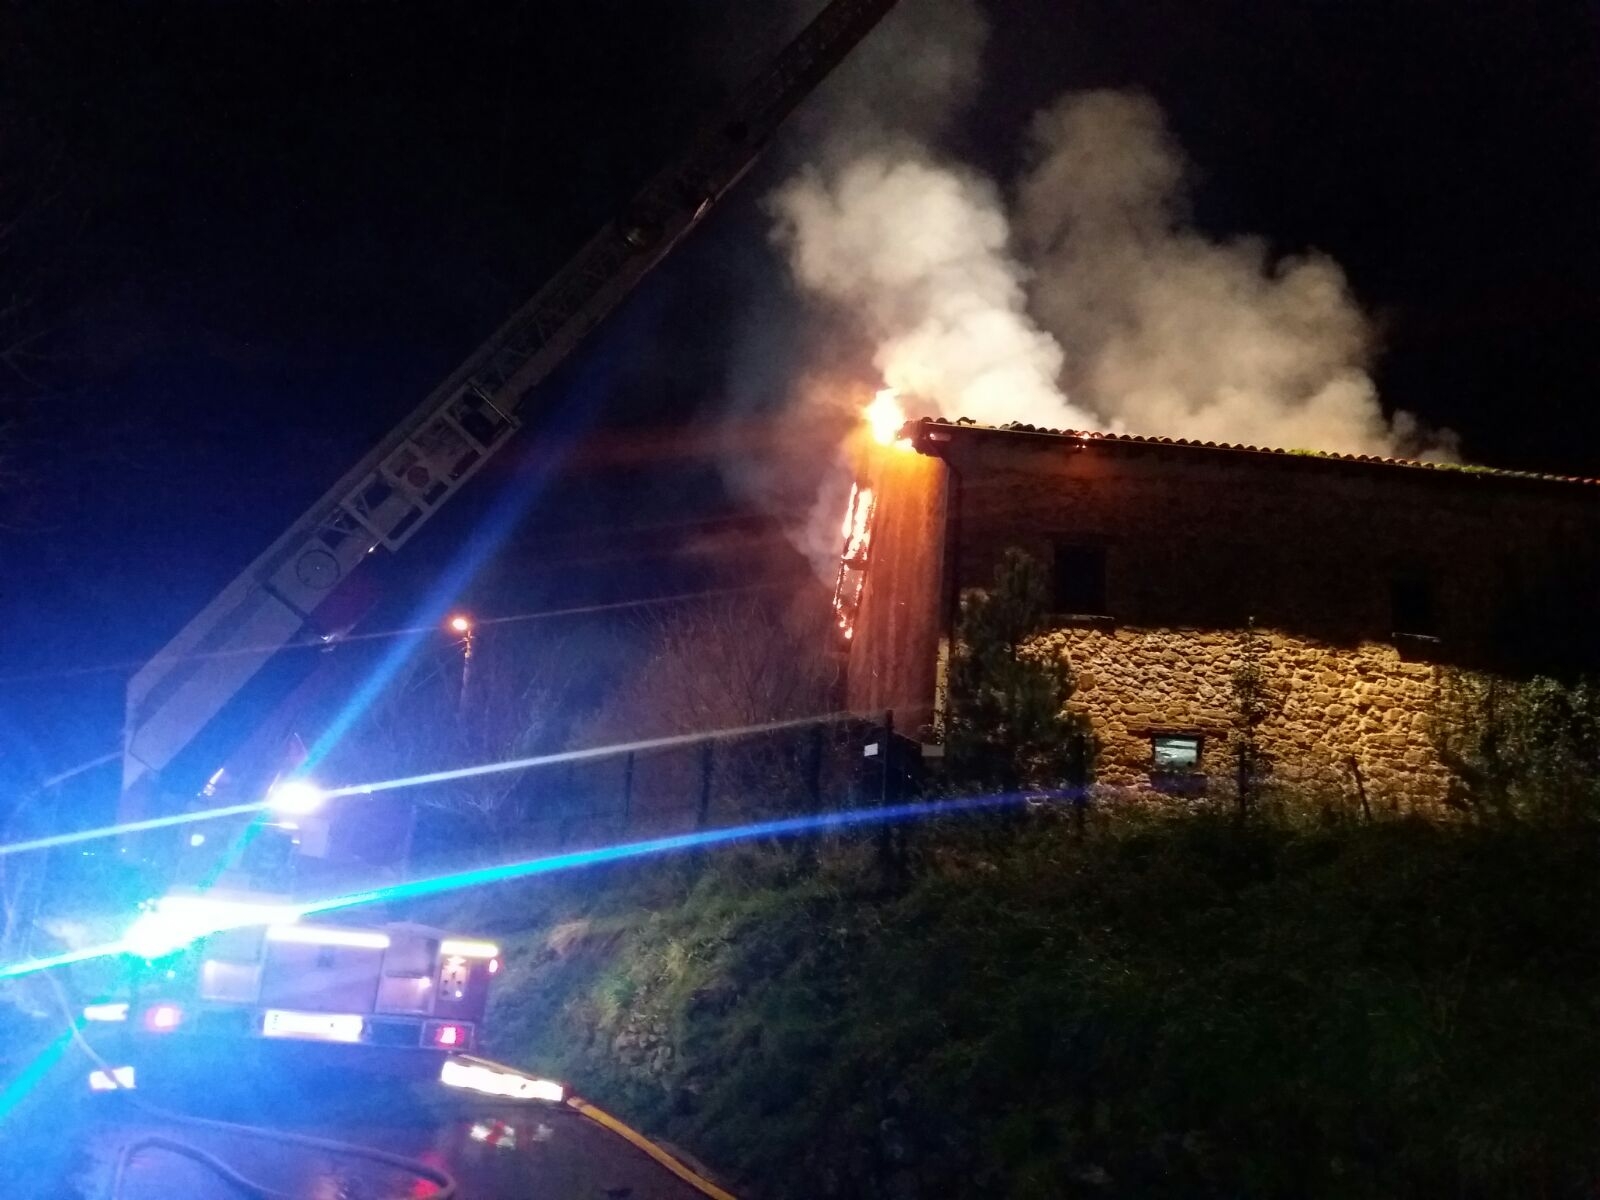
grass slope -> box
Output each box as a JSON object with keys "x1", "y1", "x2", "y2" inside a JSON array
[{"x1": 478, "y1": 810, "x2": 1600, "y2": 1198}]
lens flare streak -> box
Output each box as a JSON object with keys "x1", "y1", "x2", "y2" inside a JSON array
[
  {"x1": 0, "y1": 801, "x2": 265, "y2": 859},
  {"x1": 322, "y1": 711, "x2": 859, "y2": 799},
  {"x1": 0, "y1": 1024, "x2": 82, "y2": 1119},
  {"x1": 0, "y1": 788, "x2": 1033, "y2": 982},
  {"x1": 297, "y1": 790, "x2": 1023, "y2": 917},
  {"x1": 0, "y1": 713, "x2": 859, "y2": 861}
]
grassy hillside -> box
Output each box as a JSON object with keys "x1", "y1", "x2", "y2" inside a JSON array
[{"x1": 472, "y1": 807, "x2": 1600, "y2": 1199}]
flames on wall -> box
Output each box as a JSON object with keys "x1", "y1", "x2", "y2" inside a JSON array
[
  {"x1": 864, "y1": 388, "x2": 910, "y2": 448},
  {"x1": 830, "y1": 389, "x2": 913, "y2": 643},
  {"x1": 831, "y1": 480, "x2": 876, "y2": 641}
]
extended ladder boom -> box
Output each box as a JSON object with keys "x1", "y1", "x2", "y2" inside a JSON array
[{"x1": 123, "y1": 0, "x2": 897, "y2": 808}]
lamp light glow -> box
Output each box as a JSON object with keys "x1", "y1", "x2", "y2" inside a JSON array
[{"x1": 265, "y1": 778, "x2": 325, "y2": 815}]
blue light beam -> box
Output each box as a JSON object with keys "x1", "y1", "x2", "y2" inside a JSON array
[
  {"x1": 0, "y1": 1023, "x2": 82, "y2": 1121},
  {"x1": 0, "y1": 712, "x2": 857, "y2": 860},
  {"x1": 0, "y1": 789, "x2": 1034, "y2": 982},
  {"x1": 299, "y1": 790, "x2": 1028, "y2": 915}
]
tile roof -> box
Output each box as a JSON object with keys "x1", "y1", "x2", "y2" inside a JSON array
[{"x1": 909, "y1": 417, "x2": 1600, "y2": 489}]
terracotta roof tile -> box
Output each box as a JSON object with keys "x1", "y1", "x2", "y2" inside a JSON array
[{"x1": 910, "y1": 417, "x2": 1600, "y2": 488}]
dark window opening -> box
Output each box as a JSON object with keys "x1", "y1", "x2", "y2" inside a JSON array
[
  {"x1": 383, "y1": 938, "x2": 440, "y2": 979},
  {"x1": 204, "y1": 926, "x2": 264, "y2": 965},
  {"x1": 1390, "y1": 575, "x2": 1437, "y2": 638},
  {"x1": 1150, "y1": 733, "x2": 1206, "y2": 796},
  {"x1": 1152, "y1": 734, "x2": 1202, "y2": 772},
  {"x1": 1052, "y1": 544, "x2": 1107, "y2": 615}
]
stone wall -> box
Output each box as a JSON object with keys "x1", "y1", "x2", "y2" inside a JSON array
[
  {"x1": 939, "y1": 428, "x2": 1600, "y2": 677},
  {"x1": 843, "y1": 422, "x2": 1600, "y2": 804},
  {"x1": 1034, "y1": 624, "x2": 1452, "y2": 809}
]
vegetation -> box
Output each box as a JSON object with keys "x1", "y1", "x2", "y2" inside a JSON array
[
  {"x1": 381, "y1": 550, "x2": 1600, "y2": 1197},
  {"x1": 1435, "y1": 671, "x2": 1600, "y2": 823},
  {"x1": 480, "y1": 808, "x2": 1600, "y2": 1199},
  {"x1": 1228, "y1": 617, "x2": 1277, "y2": 815},
  {"x1": 944, "y1": 548, "x2": 1089, "y2": 794}
]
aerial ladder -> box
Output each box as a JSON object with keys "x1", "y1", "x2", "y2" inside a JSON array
[
  {"x1": 61, "y1": 0, "x2": 900, "y2": 1073},
  {"x1": 119, "y1": 0, "x2": 899, "y2": 827}
]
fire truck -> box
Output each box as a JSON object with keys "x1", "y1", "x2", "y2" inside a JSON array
[
  {"x1": 84, "y1": 805, "x2": 501, "y2": 1061},
  {"x1": 104, "y1": 905, "x2": 499, "y2": 1058},
  {"x1": 73, "y1": 0, "x2": 899, "y2": 1067}
]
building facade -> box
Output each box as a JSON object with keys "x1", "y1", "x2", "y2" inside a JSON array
[{"x1": 840, "y1": 419, "x2": 1600, "y2": 809}]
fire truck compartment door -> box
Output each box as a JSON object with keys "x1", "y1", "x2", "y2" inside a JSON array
[{"x1": 260, "y1": 942, "x2": 383, "y2": 1013}]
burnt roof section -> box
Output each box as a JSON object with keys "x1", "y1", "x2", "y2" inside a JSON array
[{"x1": 909, "y1": 417, "x2": 1600, "y2": 490}]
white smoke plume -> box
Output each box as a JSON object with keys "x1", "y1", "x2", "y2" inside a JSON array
[
  {"x1": 771, "y1": 154, "x2": 1095, "y2": 428},
  {"x1": 743, "y1": 3, "x2": 1457, "y2": 584},
  {"x1": 1015, "y1": 90, "x2": 1455, "y2": 457},
  {"x1": 730, "y1": 0, "x2": 1090, "y2": 581},
  {"x1": 767, "y1": 0, "x2": 1094, "y2": 433}
]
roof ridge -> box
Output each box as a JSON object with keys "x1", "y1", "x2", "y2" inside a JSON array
[{"x1": 912, "y1": 417, "x2": 1600, "y2": 487}]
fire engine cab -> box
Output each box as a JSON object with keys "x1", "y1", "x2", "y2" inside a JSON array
[
  {"x1": 80, "y1": 778, "x2": 504, "y2": 1066},
  {"x1": 117, "y1": 902, "x2": 498, "y2": 1056},
  {"x1": 79, "y1": 0, "x2": 899, "y2": 1087}
]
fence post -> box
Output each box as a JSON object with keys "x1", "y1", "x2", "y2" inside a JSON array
[
  {"x1": 560, "y1": 762, "x2": 576, "y2": 847},
  {"x1": 1067, "y1": 730, "x2": 1090, "y2": 837},
  {"x1": 807, "y1": 722, "x2": 824, "y2": 812},
  {"x1": 877, "y1": 710, "x2": 900, "y2": 879},
  {"x1": 1348, "y1": 754, "x2": 1372, "y2": 823},
  {"x1": 621, "y1": 751, "x2": 635, "y2": 828},
  {"x1": 696, "y1": 740, "x2": 714, "y2": 829}
]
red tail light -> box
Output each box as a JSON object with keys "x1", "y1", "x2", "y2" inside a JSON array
[
  {"x1": 427, "y1": 1021, "x2": 469, "y2": 1049},
  {"x1": 142, "y1": 1004, "x2": 183, "y2": 1032}
]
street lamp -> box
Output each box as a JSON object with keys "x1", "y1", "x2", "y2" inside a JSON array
[
  {"x1": 446, "y1": 613, "x2": 475, "y2": 710},
  {"x1": 265, "y1": 778, "x2": 325, "y2": 816}
]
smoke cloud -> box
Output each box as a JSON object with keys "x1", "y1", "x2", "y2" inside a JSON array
[
  {"x1": 789, "y1": 0, "x2": 987, "y2": 157},
  {"x1": 771, "y1": 154, "x2": 1094, "y2": 428},
  {"x1": 737, "y1": 2, "x2": 1455, "y2": 583},
  {"x1": 726, "y1": 0, "x2": 1077, "y2": 580},
  {"x1": 1016, "y1": 91, "x2": 1454, "y2": 458},
  {"x1": 766, "y1": 0, "x2": 1095, "y2": 436}
]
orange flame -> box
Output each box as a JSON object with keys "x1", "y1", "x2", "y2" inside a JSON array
[
  {"x1": 864, "y1": 388, "x2": 910, "y2": 448},
  {"x1": 840, "y1": 484, "x2": 874, "y2": 550},
  {"x1": 832, "y1": 482, "x2": 876, "y2": 641}
]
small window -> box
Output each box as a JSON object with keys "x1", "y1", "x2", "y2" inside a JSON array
[
  {"x1": 382, "y1": 936, "x2": 440, "y2": 979},
  {"x1": 1391, "y1": 575, "x2": 1437, "y2": 638},
  {"x1": 1152, "y1": 734, "x2": 1202, "y2": 772},
  {"x1": 204, "y1": 925, "x2": 264, "y2": 965},
  {"x1": 1053, "y1": 544, "x2": 1107, "y2": 615}
]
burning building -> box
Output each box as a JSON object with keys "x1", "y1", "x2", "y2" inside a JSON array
[{"x1": 840, "y1": 416, "x2": 1600, "y2": 807}]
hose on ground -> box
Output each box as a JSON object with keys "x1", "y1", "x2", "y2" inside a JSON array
[
  {"x1": 565, "y1": 1094, "x2": 737, "y2": 1200},
  {"x1": 47, "y1": 973, "x2": 458, "y2": 1199}
]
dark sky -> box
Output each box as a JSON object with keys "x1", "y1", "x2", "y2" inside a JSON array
[{"x1": 2, "y1": 0, "x2": 1598, "y2": 788}]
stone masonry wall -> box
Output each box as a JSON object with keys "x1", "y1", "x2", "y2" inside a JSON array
[
  {"x1": 911, "y1": 428, "x2": 1600, "y2": 806},
  {"x1": 1034, "y1": 624, "x2": 1452, "y2": 809},
  {"x1": 843, "y1": 424, "x2": 1600, "y2": 806}
]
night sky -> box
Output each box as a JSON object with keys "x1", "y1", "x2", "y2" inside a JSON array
[{"x1": 2, "y1": 0, "x2": 1597, "y2": 791}]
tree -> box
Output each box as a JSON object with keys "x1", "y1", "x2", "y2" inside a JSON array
[
  {"x1": 1228, "y1": 617, "x2": 1275, "y2": 817},
  {"x1": 316, "y1": 625, "x2": 609, "y2": 859},
  {"x1": 944, "y1": 548, "x2": 1089, "y2": 796},
  {"x1": 1435, "y1": 671, "x2": 1600, "y2": 824},
  {"x1": 573, "y1": 589, "x2": 841, "y2": 824}
]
